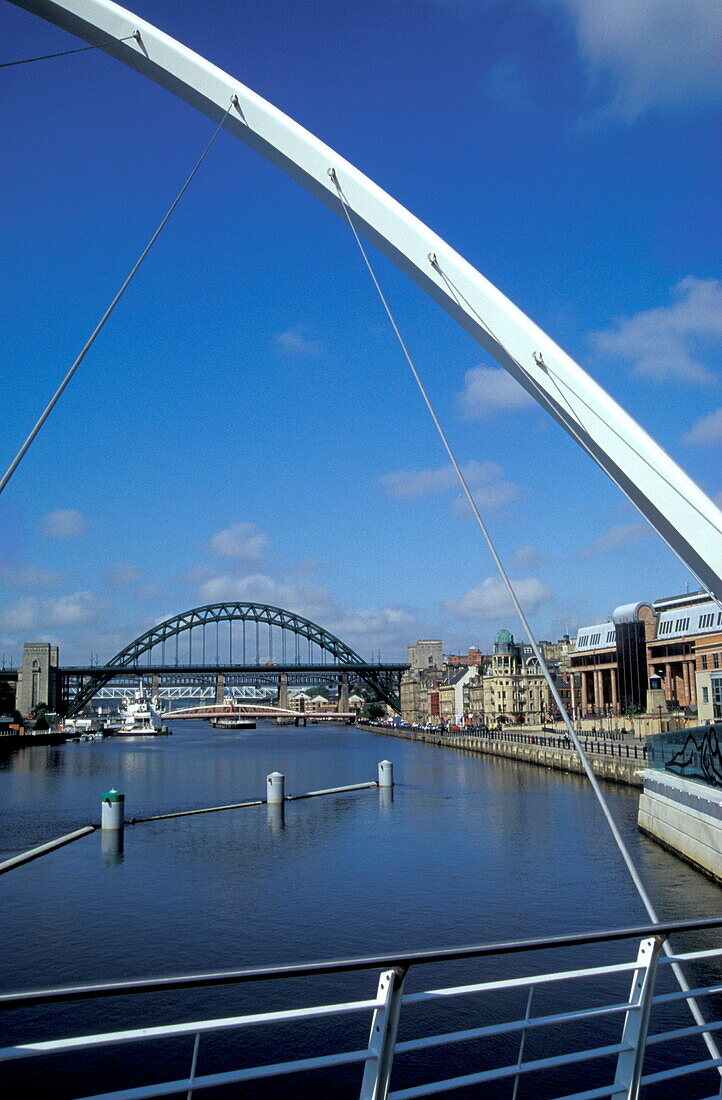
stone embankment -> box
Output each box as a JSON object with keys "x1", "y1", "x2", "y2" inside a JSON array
[{"x1": 358, "y1": 723, "x2": 644, "y2": 788}]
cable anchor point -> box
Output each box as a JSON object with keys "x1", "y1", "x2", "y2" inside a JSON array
[
  {"x1": 428, "y1": 252, "x2": 438, "y2": 267},
  {"x1": 533, "y1": 350, "x2": 546, "y2": 367}
]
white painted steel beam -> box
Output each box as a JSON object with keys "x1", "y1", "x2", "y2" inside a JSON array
[{"x1": 13, "y1": 0, "x2": 722, "y2": 597}]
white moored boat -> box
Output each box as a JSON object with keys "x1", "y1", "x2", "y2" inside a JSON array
[{"x1": 117, "y1": 683, "x2": 161, "y2": 735}]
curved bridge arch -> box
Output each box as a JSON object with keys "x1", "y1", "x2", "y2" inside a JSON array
[
  {"x1": 14, "y1": 0, "x2": 722, "y2": 598},
  {"x1": 112, "y1": 603, "x2": 371, "y2": 668},
  {"x1": 67, "y1": 603, "x2": 401, "y2": 714}
]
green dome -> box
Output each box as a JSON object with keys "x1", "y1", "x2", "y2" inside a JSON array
[{"x1": 495, "y1": 629, "x2": 513, "y2": 645}]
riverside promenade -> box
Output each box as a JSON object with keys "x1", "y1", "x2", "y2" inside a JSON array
[{"x1": 359, "y1": 722, "x2": 645, "y2": 787}]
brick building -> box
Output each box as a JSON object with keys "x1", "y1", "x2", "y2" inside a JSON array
[{"x1": 570, "y1": 591, "x2": 722, "y2": 718}]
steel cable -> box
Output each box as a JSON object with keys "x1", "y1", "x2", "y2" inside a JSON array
[
  {"x1": 0, "y1": 32, "x2": 138, "y2": 68},
  {"x1": 328, "y1": 166, "x2": 722, "y2": 1073},
  {"x1": 0, "y1": 97, "x2": 236, "y2": 497}
]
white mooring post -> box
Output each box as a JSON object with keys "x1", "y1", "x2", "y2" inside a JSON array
[
  {"x1": 101, "y1": 789, "x2": 125, "y2": 831},
  {"x1": 378, "y1": 761, "x2": 394, "y2": 788},
  {"x1": 267, "y1": 772, "x2": 285, "y2": 804}
]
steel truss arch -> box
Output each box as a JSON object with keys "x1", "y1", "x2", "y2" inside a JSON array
[
  {"x1": 66, "y1": 602, "x2": 399, "y2": 713},
  {"x1": 13, "y1": 0, "x2": 722, "y2": 597}
]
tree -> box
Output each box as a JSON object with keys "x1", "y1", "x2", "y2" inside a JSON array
[
  {"x1": 32, "y1": 703, "x2": 49, "y2": 730},
  {"x1": 362, "y1": 700, "x2": 386, "y2": 720},
  {"x1": 0, "y1": 679, "x2": 16, "y2": 716}
]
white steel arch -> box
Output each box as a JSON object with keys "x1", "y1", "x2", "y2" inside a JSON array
[{"x1": 13, "y1": 0, "x2": 722, "y2": 598}]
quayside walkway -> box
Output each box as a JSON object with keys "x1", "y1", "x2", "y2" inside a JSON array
[{"x1": 360, "y1": 722, "x2": 645, "y2": 787}]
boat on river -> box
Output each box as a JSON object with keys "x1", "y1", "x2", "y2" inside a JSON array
[{"x1": 116, "y1": 684, "x2": 161, "y2": 736}]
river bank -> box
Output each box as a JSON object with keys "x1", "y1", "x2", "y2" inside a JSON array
[{"x1": 358, "y1": 722, "x2": 644, "y2": 787}]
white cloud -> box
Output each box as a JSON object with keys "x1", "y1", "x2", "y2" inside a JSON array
[
  {"x1": 593, "y1": 278, "x2": 722, "y2": 384},
  {"x1": 106, "y1": 563, "x2": 147, "y2": 588},
  {"x1": 40, "y1": 509, "x2": 87, "y2": 538},
  {"x1": 209, "y1": 522, "x2": 270, "y2": 563},
  {"x1": 0, "y1": 591, "x2": 107, "y2": 632},
  {"x1": 0, "y1": 563, "x2": 62, "y2": 589},
  {"x1": 0, "y1": 597, "x2": 41, "y2": 633},
  {"x1": 512, "y1": 544, "x2": 548, "y2": 568},
  {"x1": 49, "y1": 592, "x2": 107, "y2": 626},
  {"x1": 682, "y1": 408, "x2": 722, "y2": 446},
  {"x1": 457, "y1": 367, "x2": 535, "y2": 420},
  {"x1": 381, "y1": 460, "x2": 519, "y2": 511},
  {"x1": 288, "y1": 557, "x2": 325, "y2": 577},
  {"x1": 198, "y1": 573, "x2": 338, "y2": 621},
  {"x1": 327, "y1": 608, "x2": 418, "y2": 648},
  {"x1": 444, "y1": 576, "x2": 552, "y2": 620},
  {"x1": 576, "y1": 522, "x2": 651, "y2": 559},
  {"x1": 541, "y1": 0, "x2": 722, "y2": 121},
  {"x1": 273, "y1": 326, "x2": 323, "y2": 357},
  {"x1": 197, "y1": 571, "x2": 416, "y2": 657}
]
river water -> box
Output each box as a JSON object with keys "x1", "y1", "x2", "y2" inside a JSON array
[{"x1": 1, "y1": 722, "x2": 721, "y2": 1097}]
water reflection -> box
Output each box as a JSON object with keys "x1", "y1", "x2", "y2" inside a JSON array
[
  {"x1": 267, "y1": 800, "x2": 285, "y2": 831},
  {"x1": 100, "y1": 828, "x2": 124, "y2": 867}
]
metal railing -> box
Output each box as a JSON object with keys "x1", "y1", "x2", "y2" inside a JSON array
[
  {"x1": 2, "y1": 917, "x2": 722, "y2": 1098},
  {"x1": 377, "y1": 721, "x2": 649, "y2": 761}
]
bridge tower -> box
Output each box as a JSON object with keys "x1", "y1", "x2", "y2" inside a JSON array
[
  {"x1": 214, "y1": 673, "x2": 225, "y2": 706},
  {"x1": 278, "y1": 673, "x2": 289, "y2": 711},
  {"x1": 338, "y1": 673, "x2": 349, "y2": 714},
  {"x1": 16, "y1": 643, "x2": 59, "y2": 715}
]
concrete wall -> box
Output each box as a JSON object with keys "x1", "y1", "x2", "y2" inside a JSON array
[
  {"x1": 638, "y1": 770, "x2": 722, "y2": 884},
  {"x1": 358, "y1": 724, "x2": 642, "y2": 787}
]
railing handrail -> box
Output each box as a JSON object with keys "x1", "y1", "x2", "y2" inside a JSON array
[{"x1": 3, "y1": 915, "x2": 722, "y2": 1010}]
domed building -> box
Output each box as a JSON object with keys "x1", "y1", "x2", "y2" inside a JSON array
[{"x1": 464, "y1": 629, "x2": 558, "y2": 726}]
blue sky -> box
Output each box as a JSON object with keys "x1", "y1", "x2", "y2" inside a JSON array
[{"x1": 1, "y1": 0, "x2": 721, "y2": 665}]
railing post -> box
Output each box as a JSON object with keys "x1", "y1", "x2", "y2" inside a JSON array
[
  {"x1": 612, "y1": 936, "x2": 663, "y2": 1100},
  {"x1": 186, "y1": 1031, "x2": 200, "y2": 1100},
  {"x1": 360, "y1": 967, "x2": 407, "y2": 1100}
]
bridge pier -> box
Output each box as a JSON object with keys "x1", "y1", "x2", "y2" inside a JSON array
[
  {"x1": 215, "y1": 673, "x2": 225, "y2": 706},
  {"x1": 338, "y1": 673, "x2": 349, "y2": 715},
  {"x1": 278, "y1": 672, "x2": 288, "y2": 710}
]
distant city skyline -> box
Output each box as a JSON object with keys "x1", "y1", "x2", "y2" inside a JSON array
[{"x1": 1, "y1": 0, "x2": 721, "y2": 664}]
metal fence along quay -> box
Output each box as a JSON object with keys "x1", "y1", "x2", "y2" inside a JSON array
[
  {"x1": 2, "y1": 917, "x2": 722, "y2": 1098},
  {"x1": 371, "y1": 721, "x2": 649, "y2": 762}
]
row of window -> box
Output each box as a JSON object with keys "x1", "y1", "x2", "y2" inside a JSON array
[
  {"x1": 659, "y1": 616, "x2": 691, "y2": 636},
  {"x1": 578, "y1": 631, "x2": 603, "y2": 648},
  {"x1": 700, "y1": 653, "x2": 721, "y2": 670},
  {"x1": 658, "y1": 611, "x2": 722, "y2": 636}
]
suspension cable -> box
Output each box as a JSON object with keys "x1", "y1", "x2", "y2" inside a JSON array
[
  {"x1": 0, "y1": 33, "x2": 139, "y2": 69},
  {"x1": 328, "y1": 166, "x2": 721, "y2": 1070},
  {"x1": 430, "y1": 257, "x2": 722, "y2": 541},
  {"x1": 431, "y1": 257, "x2": 722, "y2": 612},
  {"x1": 0, "y1": 96, "x2": 237, "y2": 498}
]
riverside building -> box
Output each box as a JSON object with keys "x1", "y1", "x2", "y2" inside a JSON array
[{"x1": 570, "y1": 590, "x2": 722, "y2": 720}]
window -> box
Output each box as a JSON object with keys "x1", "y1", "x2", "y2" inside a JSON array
[
  {"x1": 703, "y1": 687, "x2": 709, "y2": 704},
  {"x1": 659, "y1": 621, "x2": 673, "y2": 636},
  {"x1": 674, "y1": 617, "x2": 690, "y2": 633},
  {"x1": 606, "y1": 630, "x2": 615, "y2": 645},
  {"x1": 715, "y1": 653, "x2": 720, "y2": 670},
  {"x1": 699, "y1": 612, "x2": 715, "y2": 629},
  {"x1": 702, "y1": 655, "x2": 708, "y2": 670}
]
